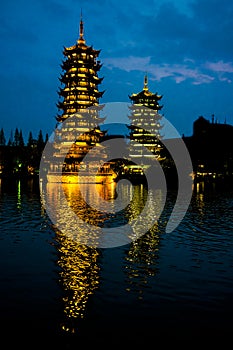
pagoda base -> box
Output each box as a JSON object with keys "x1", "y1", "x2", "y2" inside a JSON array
[{"x1": 46, "y1": 172, "x2": 116, "y2": 184}]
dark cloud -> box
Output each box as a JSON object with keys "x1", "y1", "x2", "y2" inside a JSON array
[
  {"x1": 0, "y1": 0, "x2": 233, "y2": 138},
  {"x1": 190, "y1": 0, "x2": 233, "y2": 60},
  {"x1": 99, "y1": 0, "x2": 233, "y2": 63}
]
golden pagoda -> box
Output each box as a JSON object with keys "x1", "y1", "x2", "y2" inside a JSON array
[
  {"x1": 56, "y1": 15, "x2": 104, "y2": 123},
  {"x1": 47, "y1": 15, "x2": 113, "y2": 183}
]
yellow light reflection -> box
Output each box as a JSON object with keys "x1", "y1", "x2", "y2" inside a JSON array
[
  {"x1": 17, "y1": 180, "x2": 21, "y2": 210},
  {"x1": 41, "y1": 182, "x2": 101, "y2": 333},
  {"x1": 124, "y1": 222, "x2": 160, "y2": 299},
  {"x1": 57, "y1": 233, "x2": 100, "y2": 333},
  {"x1": 41, "y1": 180, "x2": 163, "y2": 332}
]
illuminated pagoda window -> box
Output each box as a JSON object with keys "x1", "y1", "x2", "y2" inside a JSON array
[
  {"x1": 128, "y1": 74, "x2": 164, "y2": 166},
  {"x1": 50, "y1": 14, "x2": 107, "y2": 177}
]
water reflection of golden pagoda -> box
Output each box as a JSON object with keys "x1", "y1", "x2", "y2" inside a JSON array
[
  {"x1": 43, "y1": 181, "x2": 122, "y2": 333},
  {"x1": 55, "y1": 229, "x2": 100, "y2": 333}
]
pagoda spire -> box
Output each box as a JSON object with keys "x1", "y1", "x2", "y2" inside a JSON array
[
  {"x1": 56, "y1": 12, "x2": 104, "y2": 123},
  {"x1": 143, "y1": 73, "x2": 148, "y2": 91},
  {"x1": 78, "y1": 9, "x2": 85, "y2": 45}
]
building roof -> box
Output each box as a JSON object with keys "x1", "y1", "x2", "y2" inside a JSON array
[{"x1": 129, "y1": 75, "x2": 163, "y2": 102}]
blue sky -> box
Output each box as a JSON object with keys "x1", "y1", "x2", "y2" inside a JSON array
[{"x1": 1, "y1": 0, "x2": 233, "y2": 141}]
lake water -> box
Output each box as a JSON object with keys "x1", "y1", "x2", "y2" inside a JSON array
[{"x1": 0, "y1": 177, "x2": 233, "y2": 346}]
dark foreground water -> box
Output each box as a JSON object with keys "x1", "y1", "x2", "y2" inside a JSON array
[{"x1": 0, "y1": 177, "x2": 233, "y2": 346}]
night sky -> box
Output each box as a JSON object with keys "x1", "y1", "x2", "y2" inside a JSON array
[{"x1": 1, "y1": 0, "x2": 233, "y2": 141}]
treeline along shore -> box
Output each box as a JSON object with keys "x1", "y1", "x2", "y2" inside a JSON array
[
  {"x1": 0, "y1": 127, "x2": 48, "y2": 178},
  {"x1": 1, "y1": 114, "x2": 233, "y2": 192}
]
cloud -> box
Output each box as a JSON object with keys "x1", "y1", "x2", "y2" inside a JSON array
[
  {"x1": 205, "y1": 61, "x2": 233, "y2": 73},
  {"x1": 96, "y1": 0, "x2": 233, "y2": 64},
  {"x1": 204, "y1": 60, "x2": 233, "y2": 83},
  {"x1": 103, "y1": 56, "x2": 216, "y2": 85},
  {"x1": 104, "y1": 56, "x2": 151, "y2": 72}
]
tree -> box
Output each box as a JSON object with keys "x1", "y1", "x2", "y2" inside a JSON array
[
  {"x1": 37, "y1": 129, "x2": 44, "y2": 150},
  {"x1": 0, "y1": 128, "x2": 6, "y2": 146},
  {"x1": 27, "y1": 131, "x2": 34, "y2": 147},
  {"x1": 19, "y1": 129, "x2": 24, "y2": 147},
  {"x1": 7, "y1": 130, "x2": 13, "y2": 146},
  {"x1": 13, "y1": 128, "x2": 20, "y2": 146},
  {"x1": 45, "y1": 133, "x2": 49, "y2": 144}
]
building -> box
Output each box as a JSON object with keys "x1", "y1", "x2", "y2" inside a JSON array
[
  {"x1": 183, "y1": 115, "x2": 233, "y2": 188},
  {"x1": 124, "y1": 75, "x2": 164, "y2": 177},
  {"x1": 56, "y1": 16, "x2": 104, "y2": 123},
  {"x1": 47, "y1": 16, "x2": 115, "y2": 183}
]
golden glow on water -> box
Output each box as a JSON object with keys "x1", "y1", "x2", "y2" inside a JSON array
[
  {"x1": 42, "y1": 183, "x2": 107, "y2": 333},
  {"x1": 195, "y1": 191, "x2": 205, "y2": 217},
  {"x1": 55, "y1": 229, "x2": 100, "y2": 333},
  {"x1": 62, "y1": 182, "x2": 115, "y2": 225},
  {"x1": 118, "y1": 178, "x2": 162, "y2": 297},
  {"x1": 40, "y1": 181, "x2": 164, "y2": 333},
  {"x1": 124, "y1": 225, "x2": 160, "y2": 299},
  {"x1": 95, "y1": 181, "x2": 117, "y2": 201},
  {"x1": 17, "y1": 180, "x2": 21, "y2": 210}
]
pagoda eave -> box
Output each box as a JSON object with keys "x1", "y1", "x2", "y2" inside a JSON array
[{"x1": 63, "y1": 44, "x2": 101, "y2": 56}]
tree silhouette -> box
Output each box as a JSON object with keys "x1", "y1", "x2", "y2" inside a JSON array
[
  {"x1": 13, "y1": 128, "x2": 20, "y2": 146},
  {"x1": 0, "y1": 128, "x2": 6, "y2": 146},
  {"x1": 19, "y1": 129, "x2": 24, "y2": 147},
  {"x1": 7, "y1": 130, "x2": 13, "y2": 146},
  {"x1": 37, "y1": 129, "x2": 44, "y2": 151},
  {"x1": 27, "y1": 131, "x2": 34, "y2": 147}
]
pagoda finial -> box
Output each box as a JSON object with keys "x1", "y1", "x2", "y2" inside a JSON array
[
  {"x1": 143, "y1": 73, "x2": 148, "y2": 91},
  {"x1": 78, "y1": 9, "x2": 85, "y2": 44}
]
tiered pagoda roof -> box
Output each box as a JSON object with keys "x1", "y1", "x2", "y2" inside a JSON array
[
  {"x1": 128, "y1": 75, "x2": 164, "y2": 162},
  {"x1": 48, "y1": 15, "x2": 108, "y2": 177},
  {"x1": 129, "y1": 75, "x2": 163, "y2": 110},
  {"x1": 56, "y1": 16, "x2": 104, "y2": 123}
]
